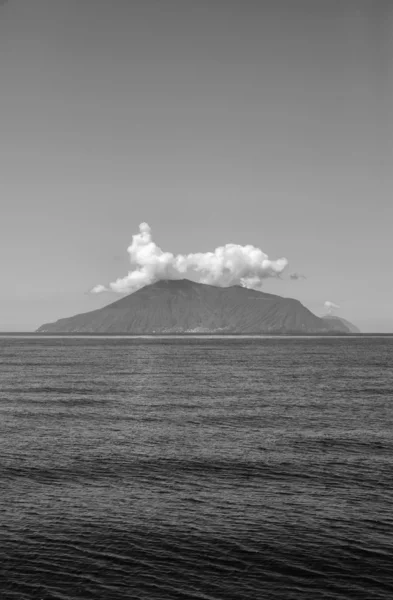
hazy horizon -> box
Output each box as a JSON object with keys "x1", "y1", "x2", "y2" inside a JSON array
[{"x1": 1, "y1": 0, "x2": 392, "y2": 332}]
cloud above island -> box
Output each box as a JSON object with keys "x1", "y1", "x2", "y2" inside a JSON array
[
  {"x1": 91, "y1": 222, "x2": 289, "y2": 294},
  {"x1": 324, "y1": 300, "x2": 340, "y2": 315}
]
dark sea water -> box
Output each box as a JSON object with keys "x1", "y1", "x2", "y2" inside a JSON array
[{"x1": 1, "y1": 336, "x2": 392, "y2": 600}]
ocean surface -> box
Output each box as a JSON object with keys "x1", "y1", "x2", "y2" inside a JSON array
[{"x1": 0, "y1": 336, "x2": 392, "y2": 600}]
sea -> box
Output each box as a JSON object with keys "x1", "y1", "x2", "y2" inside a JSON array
[{"x1": 0, "y1": 335, "x2": 392, "y2": 600}]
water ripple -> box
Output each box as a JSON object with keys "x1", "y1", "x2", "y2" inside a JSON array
[{"x1": 1, "y1": 336, "x2": 393, "y2": 599}]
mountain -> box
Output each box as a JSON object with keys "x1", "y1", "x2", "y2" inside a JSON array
[
  {"x1": 36, "y1": 279, "x2": 357, "y2": 334},
  {"x1": 322, "y1": 315, "x2": 361, "y2": 333}
]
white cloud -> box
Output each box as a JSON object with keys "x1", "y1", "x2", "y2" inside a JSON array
[
  {"x1": 92, "y1": 222, "x2": 289, "y2": 294},
  {"x1": 324, "y1": 300, "x2": 340, "y2": 314},
  {"x1": 90, "y1": 284, "x2": 108, "y2": 294}
]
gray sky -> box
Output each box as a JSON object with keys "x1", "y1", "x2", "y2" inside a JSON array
[{"x1": 0, "y1": 0, "x2": 392, "y2": 331}]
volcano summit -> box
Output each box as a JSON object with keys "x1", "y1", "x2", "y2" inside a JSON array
[{"x1": 37, "y1": 279, "x2": 356, "y2": 334}]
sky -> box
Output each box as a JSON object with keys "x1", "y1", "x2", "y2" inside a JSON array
[{"x1": 0, "y1": 0, "x2": 392, "y2": 332}]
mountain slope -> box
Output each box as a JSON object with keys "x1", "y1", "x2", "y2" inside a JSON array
[
  {"x1": 322, "y1": 315, "x2": 361, "y2": 333},
  {"x1": 37, "y1": 279, "x2": 353, "y2": 334}
]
